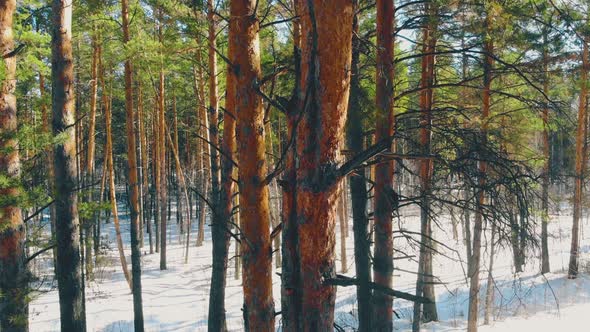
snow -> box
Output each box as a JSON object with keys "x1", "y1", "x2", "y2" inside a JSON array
[{"x1": 28, "y1": 204, "x2": 590, "y2": 331}]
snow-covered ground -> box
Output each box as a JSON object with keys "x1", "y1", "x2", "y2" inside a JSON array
[{"x1": 28, "y1": 203, "x2": 590, "y2": 331}]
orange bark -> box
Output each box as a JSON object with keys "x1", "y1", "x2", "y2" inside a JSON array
[
  {"x1": 0, "y1": 1, "x2": 27, "y2": 329},
  {"x1": 231, "y1": 1, "x2": 275, "y2": 330},
  {"x1": 295, "y1": 1, "x2": 354, "y2": 330}
]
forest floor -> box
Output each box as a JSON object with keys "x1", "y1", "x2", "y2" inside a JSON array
[{"x1": 28, "y1": 202, "x2": 590, "y2": 331}]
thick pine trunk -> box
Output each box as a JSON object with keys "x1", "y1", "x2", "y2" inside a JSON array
[
  {"x1": 231, "y1": 1, "x2": 275, "y2": 330},
  {"x1": 294, "y1": 1, "x2": 354, "y2": 330},
  {"x1": 373, "y1": 1, "x2": 396, "y2": 329},
  {"x1": 51, "y1": 1, "x2": 87, "y2": 329},
  {"x1": 0, "y1": 1, "x2": 28, "y2": 329}
]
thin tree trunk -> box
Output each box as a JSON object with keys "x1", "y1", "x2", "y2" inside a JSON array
[
  {"x1": 105, "y1": 80, "x2": 132, "y2": 291},
  {"x1": 484, "y1": 223, "x2": 496, "y2": 325},
  {"x1": 0, "y1": 1, "x2": 28, "y2": 329},
  {"x1": 541, "y1": 30, "x2": 551, "y2": 274},
  {"x1": 338, "y1": 181, "x2": 348, "y2": 273},
  {"x1": 51, "y1": 1, "x2": 87, "y2": 329},
  {"x1": 122, "y1": 0, "x2": 145, "y2": 329},
  {"x1": 153, "y1": 91, "x2": 161, "y2": 253},
  {"x1": 467, "y1": 15, "x2": 494, "y2": 332},
  {"x1": 157, "y1": 8, "x2": 168, "y2": 271},
  {"x1": 280, "y1": 4, "x2": 302, "y2": 330},
  {"x1": 138, "y1": 80, "x2": 152, "y2": 254}
]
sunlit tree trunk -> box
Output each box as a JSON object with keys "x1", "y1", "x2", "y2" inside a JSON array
[
  {"x1": 51, "y1": 0, "x2": 87, "y2": 329},
  {"x1": 294, "y1": 1, "x2": 354, "y2": 329},
  {"x1": 229, "y1": 1, "x2": 275, "y2": 330},
  {"x1": 0, "y1": 1, "x2": 28, "y2": 329}
]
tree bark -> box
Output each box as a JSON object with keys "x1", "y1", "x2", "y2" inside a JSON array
[
  {"x1": 280, "y1": 4, "x2": 302, "y2": 330},
  {"x1": 0, "y1": 1, "x2": 28, "y2": 329},
  {"x1": 540, "y1": 29, "x2": 551, "y2": 275},
  {"x1": 373, "y1": 1, "x2": 396, "y2": 329},
  {"x1": 345, "y1": 4, "x2": 372, "y2": 328},
  {"x1": 231, "y1": 1, "x2": 275, "y2": 330},
  {"x1": 294, "y1": 1, "x2": 354, "y2": 330},
  {"x1": 413, "y1": 4, "x2": 438, "y2": 329},
  {"x1": 157, "y1": 7, "x2": 168, "y2": 271},
  {"x1": 569, "y1": 33, "x2": 588, "y2": 279},
  {"x1": 205, "y1": 1, "x2": 232, "y2": 330},
  {"x1": 104, "y1": 79, "x2": 132, "y2": 291},
  {"x1": 467, "y1": 16, "x2": 494, "y2": 332},
  {"x1": 122, "y1": 0, "x2": 145, "y2": 329},
  {"x1": 484, "y1": 224, "x2": 496, "y2": 325},
  {"x1": 51, "y1": 0, "x2": 86, "y2": 329}
]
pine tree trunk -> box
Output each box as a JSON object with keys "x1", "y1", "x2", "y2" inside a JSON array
[
  {"x1": 192, "y1": 61, "x2": 208, "y2": 247},
  {"x1": 467, "y1": 19, "x2": 494, "y2": 332},
  {"x1": 280, "y1": 5, "x2": 302, "y2": 330},
  {"x1": 153, "y1": 90, "x2": 161, "y2": 253},
  {"x1": 138, "y1": 80, "x2": 152, "y2": 254},
  {"x1": 345, "y1": 3, "x2": 372, "y2": 330},
  {"x1": 541, "y1": 32, "x2": 551, "y2": 274},
  {"x1": 51, "y1": 0, "x2": 87, "y2": 329},
  {"x1": 105, "y1": 78, "x2": 132, "y2": 291},
  {"x1": 294, "y1": 1, "x2": 354, "y2": 329},
  {"x1": 0, "y1": 1, "x2": 28, "y2": 329},
  {"x1": 413, "y1": 4, "x2": 438, "y2": 328},
  {"x1": 569, "y1": 34, "x2": 588, "y2": 279},
  {"x1": 373, "y1": 1, "x2": 396, "y2": 329},
  {"x1": 484, "y1": 223, "x2": 496, "y2": 325},
  {"x1": 157, "y1": 8, "x2": 168, "y2": 270},
  {"x1": 122, "y1": 0, "x2": 145, "y2": 329},
  {"x1": 231, "y1": 1, "x2": 275, "y2": 330}
]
